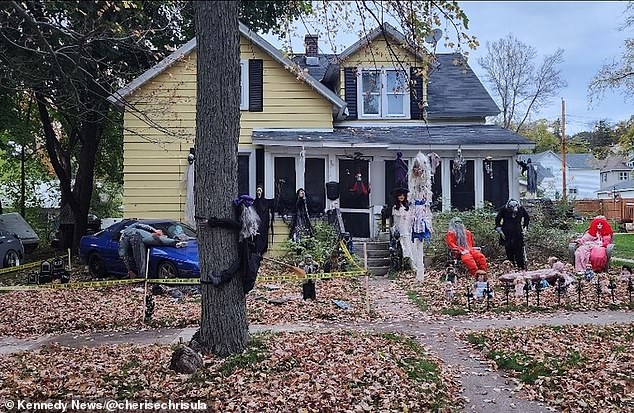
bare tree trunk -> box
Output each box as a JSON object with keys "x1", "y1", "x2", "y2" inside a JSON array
[{"x1": 193, "y1": 0, "x2": 247, "y2": 356}]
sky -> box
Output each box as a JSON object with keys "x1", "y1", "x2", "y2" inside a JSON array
[{"x1": 263, "y1": 1, "x2": 633, "y2": 135}]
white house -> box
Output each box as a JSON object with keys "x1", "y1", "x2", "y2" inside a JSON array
[{"x1": 518, "y1": 151, "x2": 600, "y2": 200}]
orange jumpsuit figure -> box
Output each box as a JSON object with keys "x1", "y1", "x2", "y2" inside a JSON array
[{"x1": 445, "y1": 217, "x2": 487, "y2": 277}]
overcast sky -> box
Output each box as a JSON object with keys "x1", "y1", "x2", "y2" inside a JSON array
[{"x1": 263, "y1": 1, "x2": 632, "y2": 135}]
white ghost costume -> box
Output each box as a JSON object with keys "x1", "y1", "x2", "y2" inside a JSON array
[{"x1": 408, "y1": 152, "x2": 433, "y2": 282}]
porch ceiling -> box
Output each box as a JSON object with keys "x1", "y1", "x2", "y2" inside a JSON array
[{"x1": 252, "y1": 124, "x2": 535, "y2": 150}]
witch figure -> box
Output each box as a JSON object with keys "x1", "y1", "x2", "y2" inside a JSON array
[
  {"x1": 290, "y1": 188, "x2": 314, "y2": 243},
  {"x1": 254, "y1": 184, "x2": 275, "y2": 255}
]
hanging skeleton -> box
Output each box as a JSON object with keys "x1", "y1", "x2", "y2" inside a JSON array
[
  {"x1": 452, "y1": 148, "x2": 467, "y2": 184},
  {"x1": 181, "y1": 148, "x2": 196, "y2": 227},
  {"x1": 427, "y1": 152, "x2": 441, "y2": 183}
]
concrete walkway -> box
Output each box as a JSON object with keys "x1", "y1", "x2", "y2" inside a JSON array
[{"x1": 1, "y1": 277, "x2": 633, "y2": 413}]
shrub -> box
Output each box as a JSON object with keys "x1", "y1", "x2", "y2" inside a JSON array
[{"x1": 282, "y1": 220, "x2": 339, "y2": 267}]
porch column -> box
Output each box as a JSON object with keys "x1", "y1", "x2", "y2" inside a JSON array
[
  {"x1": 442, "y1": 159, "x2": 451, "y2": 211},
  {"x1": 510, "y1": 156, "x2": 520, "y2": 199},
  {"x1": 264, "y1": 151, "x2": 274, "y2": 199},
  {"x1": 475, "y1": 158, "x2": 484, "y2": 209},
  {"x1": 326, "y1": 153, "x2": 337, "y2": 210}
]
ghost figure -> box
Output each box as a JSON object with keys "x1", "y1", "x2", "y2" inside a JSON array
[{"x1": 408, "y1": 152, "x2": 433, "y2": 282}]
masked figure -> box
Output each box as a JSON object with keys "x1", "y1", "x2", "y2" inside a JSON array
[
  {"x1": 495, "y1": 198, "x2": 530, "y2": 269},
  {"x1": 408, "y1": 152, "x2": 433, "y2": 281},
  {"x1": 253, "y1": 185, "x2": 275, "y2": 255}
]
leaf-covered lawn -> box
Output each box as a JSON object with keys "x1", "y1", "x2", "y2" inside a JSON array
[
  {"x1": 0, "y1": 277, "x2": 378, "y2": 338},
  {"x1": 462, "y1": 323, "x2": 634, "y2": 412},
  {"x1": 0, "y1": 331, "x2": 463, "y2": 412}
]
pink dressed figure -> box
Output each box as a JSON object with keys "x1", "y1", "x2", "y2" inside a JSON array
[{"x1": 574, "y1": 216, "x2": 613, "y2": 272}]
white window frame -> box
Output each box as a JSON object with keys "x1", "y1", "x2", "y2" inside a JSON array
[
  {"x1": 619, "y1": 171, "x2": 629, "y2": 181},
  {"x1": 356, "y1": 67, "x2": 410, "y2": 119},
  {"x1": 240, "y1": 59, "x2": 249, "y2": 111}
]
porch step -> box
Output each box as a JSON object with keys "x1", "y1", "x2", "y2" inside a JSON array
[
  {"x1": 352, "y1": 238, "x2": 391, "y2": 276},
  {"x1": 369, "y1": 266, "x2": 390, "y2": 276}
]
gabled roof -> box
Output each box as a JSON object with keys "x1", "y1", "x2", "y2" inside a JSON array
[
  {"x1": 426, "y1": 54, "x2": 500, "y2": 119},
  {"x1": 108, "y1": 23, "x2": 347, "y2": 114},
  {"x1": 253, "y1": 124, "x2": 534, "y2": 149},
  {"x1": 291, "y1": 54, "x2": 334, "y2": 82},
  {"x1": 520, "y1": 150, "x2": 598, "y2": 169},
  {"x1": 337, "y1": 22, "x2": 426, "y2": 62},
  {"x1": 597, "y1": 154, "x2": 631, "y2": 172}
]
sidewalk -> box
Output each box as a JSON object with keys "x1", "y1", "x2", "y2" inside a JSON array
[{"x1": 1, "y1": 276, "x2": 632, "y2": 413}]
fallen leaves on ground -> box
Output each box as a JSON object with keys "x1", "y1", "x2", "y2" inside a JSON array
[
  {"x1": 0, "y1": 330, "x2": 463, "y2": 412},
  {"x1": 460, "y1": 323, "x2": 634, "y2": 412}
]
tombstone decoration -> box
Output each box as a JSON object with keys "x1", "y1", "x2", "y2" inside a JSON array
[
  {"x1": 52, "y1": 256, "x2": 70, "y2": 283},
  {"x1": 38, "y1": 260, "x2": 52, "y2": 284}
]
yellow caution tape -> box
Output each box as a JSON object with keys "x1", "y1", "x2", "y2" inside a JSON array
[
  {"x1": 0, "y1": 269, "x2": 368, "y2": 291},
  {"x1": 0, "y1": 278, "x2": 141, "y2": 291},
  {"x1": 340, "y1": 240, "x2": 366, "y2": 272},
  {"x1": 0, "y1": 254, "x2": 71, "y2": 275}
]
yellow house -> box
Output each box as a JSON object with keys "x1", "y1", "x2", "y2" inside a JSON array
[{"x1": 111, "y1": 22, "x2": 534, "y2": 242}]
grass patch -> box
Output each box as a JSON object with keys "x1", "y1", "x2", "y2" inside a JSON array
[
  {"x1": 465, "y1": 333, "x2": 487, "y2": 349},
  {"x1": 441, "y1": 307, "x2": 468, "y2": 316},
  {"x1": 405, "y1": 288, "x2": 428, "y2": 311},
  {"x1": 612, "y1": 233, "x2": 634, "y2": 259},
  {"x1": 218, "y1": 335, "x2": 268, "y2": 376}
]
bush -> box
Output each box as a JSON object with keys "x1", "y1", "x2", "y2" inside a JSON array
[
  {"x1": 282, "y1": 220, "x2": 339, "y2": 267},
  {"x1": 425, "y1": 205, "x2": 571, "y2": 267}
]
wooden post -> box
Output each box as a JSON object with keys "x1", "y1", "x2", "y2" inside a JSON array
[
  {"x1": 142, "y1": 248, "x2": 150, "y2": 323},
  {"x1": 363, "y1": 242, "x2": 370, "y2": 313},
  {"x1": 67, "y1": 248, "x2": 71, "y2": 269},
  {"x1": 561, "y1": 98, "x2": 567, "y2": 201}
]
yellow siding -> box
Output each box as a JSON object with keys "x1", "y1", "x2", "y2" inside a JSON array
[
  {"x1": 123, "y1": 35, "x2": 334, "y2": 221},
  {"x1": 338, "y1": 37, "x2": 428, "y2": 102}
]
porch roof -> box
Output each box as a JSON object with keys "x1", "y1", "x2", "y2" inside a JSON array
[{"x1": 252, "y1": 124, "x2": 535, "y2": 149}]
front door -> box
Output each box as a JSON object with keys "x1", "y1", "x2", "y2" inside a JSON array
[
  {"x1": 484, "y1": 160, "x2": 509, "y2": 210},
  {"x1": 339, "y1": 159, "x2": 370, "y2": 238},
  {"x1": 450, "y1": 160, "x2": 475, "y2": 211}
]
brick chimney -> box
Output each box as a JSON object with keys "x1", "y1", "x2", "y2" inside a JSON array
[{"x1": 304, "y1": 34, "x2": 319, "y2": 56}]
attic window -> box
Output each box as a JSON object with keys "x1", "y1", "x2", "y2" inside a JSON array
[{"x1": 357, "y1": 68, "x2": 410, "y2": 119}]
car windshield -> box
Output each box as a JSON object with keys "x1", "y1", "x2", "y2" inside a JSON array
[{"x1": 154, "y1": 222, "x2": 197, "y2": 239}]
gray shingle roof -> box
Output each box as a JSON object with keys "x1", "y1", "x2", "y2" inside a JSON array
[
  {"x1": 426, "y1": 54, "x2": 500, "y2": 120},
  {"x1": 291, "y1": 54, "x2": 334, "y2": 82},
  {"x1": 252, "y1": 124, "x2": 534, "y2": 147},
  {"x1": 519, "y1": 151, "x2": 597, "y2": 169}
]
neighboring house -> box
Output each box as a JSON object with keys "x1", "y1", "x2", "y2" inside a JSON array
[
  {"x1": 518, "y1": 151, "x2": 600, "y2": 200},
  {"x1": 599, "y1": 155, "x2": 634, "y2": 193},
  {"x1": 110, "y1": 22, "x2": 534, "y2": 239}
]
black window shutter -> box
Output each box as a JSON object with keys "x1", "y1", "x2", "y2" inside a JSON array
[
  {"x1": 410, "y1": 67, "x2": 424, "y2": 120},
  {"x1": 249, "y1": 59, "x2": 263, "y2": 112},
  {"x1": 344, "y1": 67, "x2": 357, "y2": 120}
]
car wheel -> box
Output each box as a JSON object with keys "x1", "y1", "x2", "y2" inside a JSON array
[
  {"x1": 88, "y1": 253, "x2": 106, "y2": 278},
  {"x1": 3, "y1": 250, "x2": 20, "y2": 267},
  {"x1": 157, "y1": 261, "x2": 178, "y2": 279}
]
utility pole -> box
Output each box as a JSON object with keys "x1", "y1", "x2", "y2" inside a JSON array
[{"x1": 561, "y1": 98, "x2": 567, "y2": 201}]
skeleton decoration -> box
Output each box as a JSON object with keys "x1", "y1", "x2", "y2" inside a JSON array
[
  {"x1": 408, "y1": 152, "x2": 433, "y2": 282},
  {"x1": 427, "y1": 152, "x2": 441, "y2": 182},
  {"x1": 181, "y1": 148, "x2": 196, "y2": 227},
  {"x1": 484, "y1": 157, "x2": 494, "y2": 179},
  {"x1": 452, "y1": 148, "x2": 466, "y2": 184}
]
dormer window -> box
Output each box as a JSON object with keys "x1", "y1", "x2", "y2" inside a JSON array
[{"x1": 357, "y1": 68, "x2": 410, "y2": 119}]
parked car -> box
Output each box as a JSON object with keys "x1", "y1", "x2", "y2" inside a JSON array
[
  {"x1": 0, "y1": 231, "x2": 24, "y2": 268},
  {"x1": 0, "y1": 212, "x2": 39, "y2": 254},
  {"x1": 79, "y1": 219, "x2": 199, "y2": 279}
]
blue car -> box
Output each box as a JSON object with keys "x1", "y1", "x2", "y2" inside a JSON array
[{"x1": 79, "y1": 219, "x2": 199, "y2": 279}]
